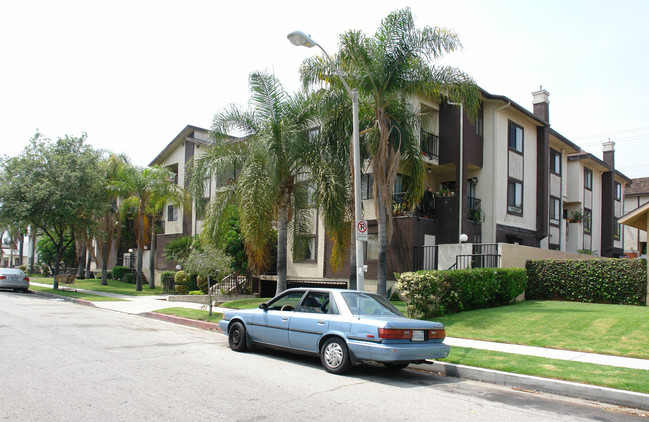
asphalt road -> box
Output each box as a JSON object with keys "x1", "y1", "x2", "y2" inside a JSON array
[{"x1": 1, "y1": 291, "x2": 646, "y2": 421}]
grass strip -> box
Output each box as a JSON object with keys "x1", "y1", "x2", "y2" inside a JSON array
[
  {"x1": 153, "y1": 307, "x2": 223, "y2": 323},
  {"x1": 436, "y1": 300, "x2": 649, "y2": 359},
  {"x1": 443, "y1": 346, "x2": 649, "y2": 394},
  {"x1": 33, "y1": 277, "x2": 164, "y2": 296},
  {"x1": 30, "y1": 285, "x2": 125, "y2": 302}
]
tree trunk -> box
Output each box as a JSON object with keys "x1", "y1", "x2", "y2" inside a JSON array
[
  {"x1": 136, "y1": 214, "x2": 144, "y2": 291},
  {"x1": 101, "y1": 240, "x2": 109, "y2": 285},
  {"x1": 377, "y1": 188, "x2": 388, "y2": 298},
  {"x1": 18, "y1": 234, "x2": 24, "y2": 266},
  {"x1": 85, "y1": 245, "x2": 92, "y2": 279},
  {"x1": 148, "y1": 224, "x2": 156, "y2": 289},
  {"x1": 29, "y1": 228, "x2": 36, "y2": 274},
  {"x1": 76, "y1": 242, "x2": 86, "y2": 278},
  {"x1": 275, "y1": 203, "x2": 288, "y2": 295}
]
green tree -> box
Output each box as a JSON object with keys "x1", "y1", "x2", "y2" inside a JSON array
[
  {"x1": 37, "y1": 233, "x2": 76, "y2": 270},
  {"x1": 190, "y1": 71, "x2": 330, "y2": 296},
  {"x1": 300, "y1": 8, "x2": 481, "y2": 296},
  {"x1": 0, "y1": 133, "x2": 105, "y2": 288},
  {"x1": 117, "y1": 165, "x2": 184, "y2": 291}
]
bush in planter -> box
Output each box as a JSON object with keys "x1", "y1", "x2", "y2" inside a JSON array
[
  {"x1": 112, "y1": 266, "x2": 130, "y2": 281},
  {"x1": 123, "y1": 272, "x2": 135, "y2": 284},
  {"x1": 174, "y1": 270, "x2": 190, "y2": 295},
  {"x1": 197, "y1": 275, "x2": 209, "y2": 294}
]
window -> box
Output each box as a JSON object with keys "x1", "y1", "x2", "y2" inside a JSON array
[
  {"x1": 584, "y1": 168, "x2": 593, "y2": 191},
  {"x1": 550, "y1": 196, "x2": 560, "y2": 225},
  {"x1": 361, "y1": 173, "x2": 373, "y2": 199},
  {"x1": 507, "y1": 179, "x2": 523, "y2": 215},
  {"x1": 614, "y1": 219, "x2": 621, "y2": 240},
  {"x1": 508, "y1": 121, "x2": 523, "y2": 153},
  {"x1": 296, "y1": 292, "x2": 338, "y2": 314},
  {"x1": 267, "y1": 291, "x2": 305, "y2": 311},
  {"x1": 550, "y1": 149, "x2": 561, "y2": 175},
  {"x1": 615, "y1": 182, "x2": 621, "y2": 201},
  {"x1": 584, "y1": 208, "x2": 592, "y2": 234},
  {"x1": 393, "y1": 173, "x2": 405, "y2": 194},
  {"x1": 364, "y1": 233, "x2": 379, "y2": 260},
  {"x1": 294, "y1": 236, "x2": 316, "y2": 261},
  {"x1": 196, "y1": 198, "x2": 209, "y2": 220},
  {"x1": 167, "y1": 204, "x2": 178, "y2": 222},
  {"x1": 475, "y1": 109, "x2": 483, "y2": 137}
]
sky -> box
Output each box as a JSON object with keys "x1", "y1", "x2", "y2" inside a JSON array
[{"x1": 2, "y1": 0, "x2": 649, "y2": 178}]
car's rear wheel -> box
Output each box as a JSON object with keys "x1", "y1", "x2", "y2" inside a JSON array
[
  {"x1": 228, "y1": 321, "x2": 248, "y2": 352},
  {"x1": 320, "y1": 337, "x2": 351, "y2": 374},
  {"x1": 384, "y1": 362, "x2": 409, "y2": 370}
]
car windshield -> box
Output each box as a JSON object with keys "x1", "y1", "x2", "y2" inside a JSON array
[{"x1": 341, "y1": 292, "x2": 403, "y2": 317}]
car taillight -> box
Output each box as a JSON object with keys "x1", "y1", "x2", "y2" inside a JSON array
[
  {"x1": 378, "y1": 328, "x2": 413, "y2": 340},
  {"x1": 0, "y1": 276, "x2": 5, "y2": 280},
  {"x1": 428, "y1": 329, "x2": 446, "y2": 340},
  {"x1": 24, "y1": 277, "x2": 30, "y2": 282}
]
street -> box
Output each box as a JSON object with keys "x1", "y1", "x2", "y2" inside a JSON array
[{"x1": 0, "y1": 291, "x2": 646, "y2": 421}]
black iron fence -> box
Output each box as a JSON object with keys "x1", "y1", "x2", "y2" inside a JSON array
[
  {"x1": 455, "y1": 253, "x2": 501, "y2": 269},
  {"x1": 412, "y1": 245, "x2": 438, "y2": 271}
]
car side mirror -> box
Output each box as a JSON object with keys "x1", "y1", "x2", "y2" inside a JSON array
[{"x1": 259, "y1": 303, "x2": 268, "y2": 311}]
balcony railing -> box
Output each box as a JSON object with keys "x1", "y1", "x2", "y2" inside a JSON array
[
  {"x1": 392, "y1": 192, "x2": 414, "y2": 216},
  {"x1": 420, "y1": 130, "x2": 439, "y2": 159},
  {"x1": 412, "y1": 245, "x2": 438, "y2": 271}
]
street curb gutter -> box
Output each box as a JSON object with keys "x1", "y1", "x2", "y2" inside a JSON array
[
  {"x1": 31, "y1": 290, "x2": 97, "y2": 308},
  {"x1": 140, "y1": 312, "x2": 220, "y2": 331},
  {"x1": 415, "y1": 361, "x2": 649, "y2": 411}
]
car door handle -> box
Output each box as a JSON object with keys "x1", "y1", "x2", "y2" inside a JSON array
[
  {"x1": 281, "y1": 317, "x2": 289, "y2": 321},
  {"x1": 317, "y1": 320, "x2": 325, "y2": 325}
]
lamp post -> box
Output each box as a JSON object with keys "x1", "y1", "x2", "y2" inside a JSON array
[{"x1": 287, "y1": 30, "x2": 365, "y2": 291}]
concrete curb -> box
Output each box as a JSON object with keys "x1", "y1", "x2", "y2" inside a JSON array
[
  {"x1": 414, "y1": 361, "x2": 649, "y2": 411},
  {"x1": 31, "y1": 289, "x2": 97, "y2": 308},
  {"x1": 140, "y1": 312, "x2": 220, "y2": 331}
]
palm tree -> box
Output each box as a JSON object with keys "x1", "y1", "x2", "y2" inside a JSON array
[
  {"x1": 190, "y1": 70, "x2": 344, "y2": 295},
  {"x1": 118, "y1": 165, "x2": 184, "y2": 291},
  {"x1": 300, "y1": 7, "x2": 481, "y2": 296}
]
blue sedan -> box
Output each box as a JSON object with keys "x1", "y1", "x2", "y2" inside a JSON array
[{"x1": 218, "y1": 288, "x2": 450, "y2": 374}]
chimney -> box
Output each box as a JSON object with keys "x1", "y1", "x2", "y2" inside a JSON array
[
  {"x1": 603, "y1": 139, "x2": 615, "y2": 169},
  {"x1": 532, "y1": 86, "x2": 550, "y2": 123}
]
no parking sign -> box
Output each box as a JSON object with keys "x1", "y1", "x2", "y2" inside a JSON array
[{"x1": 356, "y1": 220, "x2": 368, "y2": 241}]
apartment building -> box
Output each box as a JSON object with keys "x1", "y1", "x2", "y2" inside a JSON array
[
  {"x1": 623, "y1": 177, "x2": 649, "y2": 257},
  {"x1": 147, "y1": 88, "x2": 630, "y2": 284}
]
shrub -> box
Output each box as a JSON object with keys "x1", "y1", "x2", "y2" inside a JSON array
[
  {"x1": 174, "y1": 270, "x2": 189, "y2": 285},
  {"x1": 123, "y1": 273, "x2": 135, "y2": 284},
  {"x1": 189, "y1": 290, "x2": 204, "y2": 295},
  {"x1": 106, "y1": 270, "x2": 113, "y2": 280},
  {"x1": 112, "y1": 266, "x2": 130, "y2": 281},
  {"x1": 18, "y1": 265, "x2": 27, "y2": 272},
  {"x1": 395, "y1": 268, "x2": 527, "y2": 318},
  {"x1": 197, "y1": 275, "x2": 209, "y2": 294},
  {"x1": 526, "y1": 258, "x2": 646, "y2": 305},
  {"x1": 175, "y1": 285, "x2": 189, "y2": 295},
  {"x1": 41, "y1": 265, "x2": 50, "y2": 277}
]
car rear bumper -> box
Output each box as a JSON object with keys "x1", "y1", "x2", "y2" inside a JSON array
[
  {"x1": 349, "y1": 340, "x2": 450, "y2": 363},
  {"x1": 0, "y1": 281, "x2": 29, "y2": 290}
]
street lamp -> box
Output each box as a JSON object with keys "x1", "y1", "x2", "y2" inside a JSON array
[{"x1": 287, "y1": 30, "x2": 365, "y2": 291}]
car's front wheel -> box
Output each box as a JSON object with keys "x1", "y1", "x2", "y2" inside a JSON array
[
  {"x1": 228, "y1": 321, "x2": 248, "y2": 352},
  {"x1": 320, "y1": 337, "x2": 351, "y2": 374}
]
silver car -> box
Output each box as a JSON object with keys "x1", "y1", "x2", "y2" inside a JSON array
[
  {"x1": 219, "y1": 288, "x2": 450, "y2": 374},
  {"x1": 0, "y1": 268, "x2": 30, "y2": 292}
]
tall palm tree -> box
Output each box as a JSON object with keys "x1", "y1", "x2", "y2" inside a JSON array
[
  {"x1": 118, "y1": 165, "x2": 184, "y2": 291},
  {"x1": 301, "y1": 7, "x2": 481, "y2": 296},
  {"x1": 190, "y1": 70, "x2": 345, "y2": 295}
]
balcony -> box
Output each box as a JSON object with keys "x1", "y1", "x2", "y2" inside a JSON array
[
  {"x1": 420, "y1": 130, "x2": 439, "y2": 159},
  {"x1": 467, "y1": 196, "x2": 483, "y2": 223}
]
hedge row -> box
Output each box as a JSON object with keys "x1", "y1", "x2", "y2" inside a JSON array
[
  {"x1": 395, "y1": 268, "x2": 527, "y2": 318},
  {"x1": 526, "y1": 259, "x2": 647, "y2": 305}
]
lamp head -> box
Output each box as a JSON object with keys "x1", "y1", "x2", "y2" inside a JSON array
[{"x1": 287, "y1": 31, "x2": 316, "y2": 48}]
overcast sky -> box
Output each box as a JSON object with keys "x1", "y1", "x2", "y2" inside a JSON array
[{"x1": 2, "y1": 0, "x2": 648, "y2": 179}]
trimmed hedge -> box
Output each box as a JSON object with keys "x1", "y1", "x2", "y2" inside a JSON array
[
  {"x1": 112, "y1": 266, "x2": 130, "y2": 281},
  {"x1": 526, "y1": 259, "x2": 647, "y2": 305},
  {"x1": 123, "y1": 273, "x2": 135, "y2": 284},
  {"x1": 395, "y1": 268, "x2": 527, "y2": 318}
]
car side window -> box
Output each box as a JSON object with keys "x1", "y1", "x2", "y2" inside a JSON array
[
  {"x1": 267, "y1": 291, "x2": 305, "y2": 311},
  {"x1": 296, "y1": 292, "x2": 329, "y2": 314}
]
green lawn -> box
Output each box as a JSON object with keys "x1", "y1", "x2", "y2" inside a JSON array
[
  {"x1": 153, "y1": 307, "x2": 223, "y2": 323},
  {"x1": 435, "y1": 300, "x2": 649, "y2": 359},
  {"x1": 30, "y1": 285, "x2": 125, "y2": 301},
  {"x1": 34, "y1": 277, "x2": 164, "y2": 296},
  {"x1": 445, "y1": 346, "x2": 649, "y2": 394}
]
